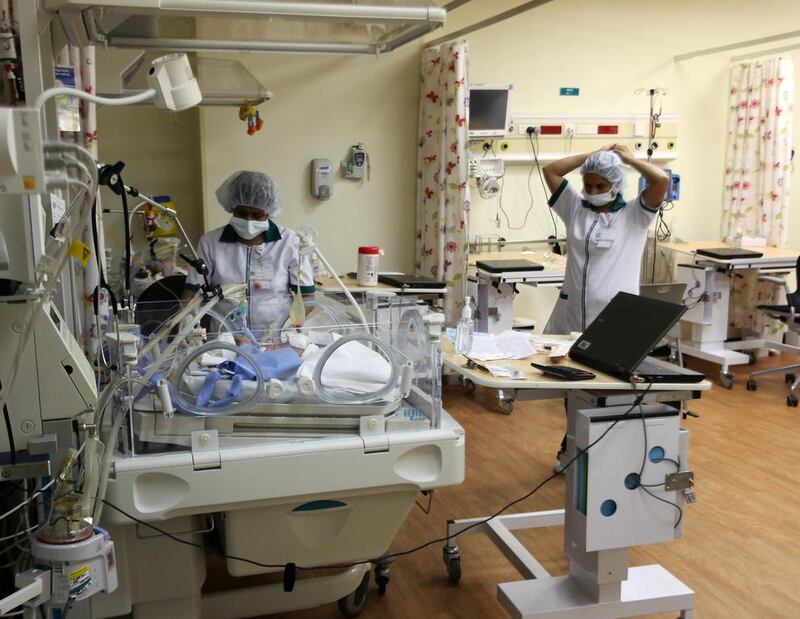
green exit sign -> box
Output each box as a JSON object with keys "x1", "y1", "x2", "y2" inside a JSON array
[{"x1": 560, "y1": 87, "x2": 580, "y2": 96}]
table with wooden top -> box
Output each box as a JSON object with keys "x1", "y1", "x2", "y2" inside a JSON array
[
  {"x1": 442, "y1": 337, "x2": 709, "y2": 413},
  {"x1": 469, "y1": 249, "x2": 568, "y2": 286},
  {"x1": 661, "y1": 240, "x2": 799, "y2": 270},
  {"x1": 440, "y1": 337, "x2": 711, "y2": 619},
  {"x1": 468, "y1": 250, "x2": 567, "y2": 333},
  {"x1": 660, "y1": 241, "x2": 800, "y2": 386},
  {"x1": 315, "y1": 274, "x2": 448, "y2": 296}
]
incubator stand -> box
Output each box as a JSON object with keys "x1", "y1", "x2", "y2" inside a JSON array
[{"x1": 91, "y1": 289, "x2": 465, "y2": 619}]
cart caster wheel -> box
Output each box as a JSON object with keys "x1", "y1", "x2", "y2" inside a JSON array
[
  {"x1": 746, "y1": 379, "x2": 757, "y2": 391},
  {"x1": 721, "y1": 372, "x2": 734, "y2": 389},
  {"x1": 374, "y1": 562, "x2": 391, "y2": 595},
  {"x1": 442, "y1": 546, "x2": 461, "y2": 583},
  {"x1": 787, "y1": 394, "x2": 799, "y2": 407},
  {"x1": 337, "y1": 571, "x2": 370, "y2": 618},
  {"x1": 463, "y1": 378, "x2": 475, "y2": 395},
  {"x1": 747, "y1": 351, "x2": 757, "y2": 365},
  {"x1": 786, "y1": 373, "x2": 796, "y2": 384},
  {"x1": 447, "y1": 556, "x2": 461, "y2": 583},
  {"x1": 375, "y1": 573, "x2": 389, "y2": 595},
  {"x1": 498, "y1": 400, "x2": 514, "y2": 414}
]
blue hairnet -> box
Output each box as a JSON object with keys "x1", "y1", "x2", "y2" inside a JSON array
[
  {"x1": 580, "y1": 151, "x2": 627, "y2": 194},
  {"x1": 215, "y1": 171, "x2": 283, "y2": 216}
]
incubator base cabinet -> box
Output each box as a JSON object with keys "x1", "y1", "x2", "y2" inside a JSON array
[
  {"x1": 85, "y1": 288, "x2": 464, "y2": 618},
  {"x1": 92, "y1": 414, "x2": 464, "y2": 618}
]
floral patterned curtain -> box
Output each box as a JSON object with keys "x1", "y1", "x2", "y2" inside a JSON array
[
  {"x1": 722, "y1": 56, "x2": 794, "y2": 335},
  {"x1": 415, "y1": 41, "x2": 469, "y2": 324},
  {"x1": 722, "y1": 56, "x2": 794, "y2": 245}
]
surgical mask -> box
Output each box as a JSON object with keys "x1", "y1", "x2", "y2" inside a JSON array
[
  {"x1": 229, "y1": 216, "x2": 269, "y2": 240},
  {"x1": 581, "y1": 190, "x2": 616, "y2": 207}
]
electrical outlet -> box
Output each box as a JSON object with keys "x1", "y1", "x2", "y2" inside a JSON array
[
  {"x1": 576, "y1": 124, "x2": 597, "y2": 135},
  {"x1": 564, "y1": 124, "x2": 575, "y2": 137},
  {"x1": 469, "y1": 159, "x2": 505, "y2": 178}
]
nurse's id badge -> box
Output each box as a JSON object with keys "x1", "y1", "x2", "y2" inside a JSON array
[
  {"x1": 594, "y1": 226, "x2": 617, "y2": 249},
  {"x1": 249, "y1": 260, "x2": 274, "y2": 291}
]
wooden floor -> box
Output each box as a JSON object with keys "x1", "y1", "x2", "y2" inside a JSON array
[{"x1": 260, "y1": 355, "x2": 800, "y2": 619}]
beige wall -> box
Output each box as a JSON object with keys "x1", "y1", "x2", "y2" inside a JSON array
[
  {"x1": 431, "y1": 0, "x2": 800, "y2": 327},
  {"x1": 96, "y1": 106, "x2": 204, "y2": 245},
  {"x1": 95, "y1": 49, "x2": 204, "y2": 264},
  {"x1": 198, "y1": 45, "x2": 422, "y2": 274}
]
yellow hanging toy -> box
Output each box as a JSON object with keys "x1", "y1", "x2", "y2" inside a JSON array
[{"x1": 239, "y1": 99, "x2": 265, "y2": 136}]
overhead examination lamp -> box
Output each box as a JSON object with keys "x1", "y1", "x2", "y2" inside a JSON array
[
  {"x1": 34, "y1": 53, "x2": 202, "y2": 112},
  {"x1": 0, "y1": 54, "x2": 201, "y2": 195}
]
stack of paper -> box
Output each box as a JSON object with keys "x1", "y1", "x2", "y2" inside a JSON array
[
  {"x1": 467, "y1": 332, "x2": 535, "y2": 361},
  {"x1": 523, "y1": 334, "x2": 580, "y2": 359},
  {"x1": 484, "y1": 364, "x2": 527, "y2": 379}
]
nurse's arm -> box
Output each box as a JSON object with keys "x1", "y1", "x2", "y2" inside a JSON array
[{"x1": 542, "y1": 152, "x2": 595, "y2": 193}]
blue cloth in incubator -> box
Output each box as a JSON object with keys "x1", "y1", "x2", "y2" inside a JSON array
[
  {"x1": 196, "y1": 370, "x2": 243, "y2": 408},
  {"x1": 218, "y1": 346, "x2": 302, "y2": 381}
]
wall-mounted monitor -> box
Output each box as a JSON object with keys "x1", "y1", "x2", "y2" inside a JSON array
[{"x1": 468, "y1": 84, "x2": 512, "y2": 138}]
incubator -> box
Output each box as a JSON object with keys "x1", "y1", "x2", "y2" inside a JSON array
[{"x1": 88, "y1": 285, "x2": 464, "y2": 618}]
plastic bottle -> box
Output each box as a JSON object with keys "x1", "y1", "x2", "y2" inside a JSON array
[
  {"x1": 455, "y1": 297, "x2": 474, "y2": 355},
  {"x1": 732, "y1": 223, "x2": 743, "y2": 248},
  {"x1": 356, "y1": 246, "x2": 380, "y2": 286}
]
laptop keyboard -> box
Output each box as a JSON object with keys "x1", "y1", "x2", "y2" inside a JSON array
[{"x1": 634, "y1": 356, "x2": 696, "y2": 375}]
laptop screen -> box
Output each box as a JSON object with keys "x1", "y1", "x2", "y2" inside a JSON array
[{"x1": 569, "y1": 292, "x2": 686, "y2": 375}]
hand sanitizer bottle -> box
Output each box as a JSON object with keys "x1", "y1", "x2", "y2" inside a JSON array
[{"x1": 455, "y1": 296, "x2": 474, "y2": 355}]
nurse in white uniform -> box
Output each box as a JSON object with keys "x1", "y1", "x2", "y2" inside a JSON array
[
  {"x1": 542, "y1": 145, "x2": 669, "y2": 334},
  {"x1": 182, "y1": 171, "x2": 315, "y2": 335}
]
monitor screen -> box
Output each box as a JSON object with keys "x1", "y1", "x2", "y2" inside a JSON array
[{"x1": 469, "y1": 87, "x2": 510, "y2": 136}]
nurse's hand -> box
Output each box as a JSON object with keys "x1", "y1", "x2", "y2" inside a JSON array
[{"x1": 611, "y1": 144, "x2": 634, "y2": 163}]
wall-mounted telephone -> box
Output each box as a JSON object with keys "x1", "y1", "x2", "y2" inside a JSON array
[
  {"x1": 341, "y1": 143, "x2": 369, "y2": 181},
  {"x1": 311, "y1": 158, "x2": 333, "y2": 200}
]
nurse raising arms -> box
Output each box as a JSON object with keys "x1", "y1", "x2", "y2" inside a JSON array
[{"x1": 541, "y1": 145, "x2": 669, "y2": 334}]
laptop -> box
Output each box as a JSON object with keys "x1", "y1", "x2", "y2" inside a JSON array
[
  {"x1": 475, "y1": 259, "x2": 544, "y2": 273},
  {"x1": 377, "y1": 273, "x2": 447, "y2": 290},
  {"x1": 695, "y1": 247, "x2": 763, "y2": 260},
  {"x1": 639, "y1": 282, "x2": 687, "y2": 305},
  {"x1": 569, "y1": 292, "x2": 705, "y2": 383}
]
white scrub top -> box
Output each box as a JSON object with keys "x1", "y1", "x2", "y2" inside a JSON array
[
  {"x1": 544, "y1": 180, "x2": 660, "y2": 335},
  {"x1": 184, "y1": 221, "x2": 315, "y2": 333}
]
